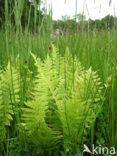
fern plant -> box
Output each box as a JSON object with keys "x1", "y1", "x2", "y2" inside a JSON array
[
  {"x1": 0, "y1": 63, "x2": 19, "y2": 147},
  {"x1": 20, "y1": 50, "x2": 64, "y2": 149},
  {"x1": 20, "y1": 45, "x2": 105, "y2": 152},
  {"x1": 0, "y1": 45, "x2": 105, "y2": 153},
  {"x1": 0, "y1": 57, "x2": 36, "y2": 152}
]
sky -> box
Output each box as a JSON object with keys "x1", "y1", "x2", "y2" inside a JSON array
[{"x1": 44, "y1": 0, "x2": 117, "y2": 20}]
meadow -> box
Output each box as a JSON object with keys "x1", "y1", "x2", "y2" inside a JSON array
[{"x1": 0, "y1": 1, "x2": 117, "y2": 156}]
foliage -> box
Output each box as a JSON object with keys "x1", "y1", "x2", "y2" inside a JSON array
[
  {"x1": 53, "y1": 15, "x2": 117, "y2": 33},
  {"x1": 0, "y1": 45, "x2": 105, "y2": 155},
  {"x1": 0, "y1": 0, "x2": 44, "y2": 31},
  {"x1": 0, "y1": 63, "x2": 19, "y2": 148},
  {"x1": 0, "y1": 1, "x2": 117, "y2": 155}
]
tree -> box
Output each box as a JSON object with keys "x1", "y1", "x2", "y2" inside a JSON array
[
  {"x1": 102, "y1": 15, "x2": 115, "y2": 30},
  {"x1": 73, "y1": 14, "x2": 86, "y2": 22},
  {"x1": 0, "y1": 0, "x2": 5, "y2": 26},
  {"x1": 62, "y1": 15, "x2": 70, "y2": 21},
  {"x1": 0, "y1": 0, "x2": 43, "y2": 30}
]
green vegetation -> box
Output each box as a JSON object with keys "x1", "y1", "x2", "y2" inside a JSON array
[
  {"x1": 53, "y1": 14, "x2": 117, "y2": 34},
  {"x1": 0, "y1": 0, "x2": 117, "y2": 155}
]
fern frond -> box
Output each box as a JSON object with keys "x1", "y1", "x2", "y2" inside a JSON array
[
  {"x1": 20, "y1": 45, "x2": 105, "y2": 150},
  {"x1": 0, "y1": 67, "x2": 13, "y2": 145},
  {"x1": 21, "y1": 49, "x2": 64, "y2": 148},
  {"x1": 0, "y1": 60, "x2": 22, "y2": 146},
  {"x1": 57, "y1": 66, "x2": 105, "y2": 144}
]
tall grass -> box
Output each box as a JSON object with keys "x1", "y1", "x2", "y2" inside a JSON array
[{"x1": 0, "y1": 0, "x2": 117, "y2": 155}]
